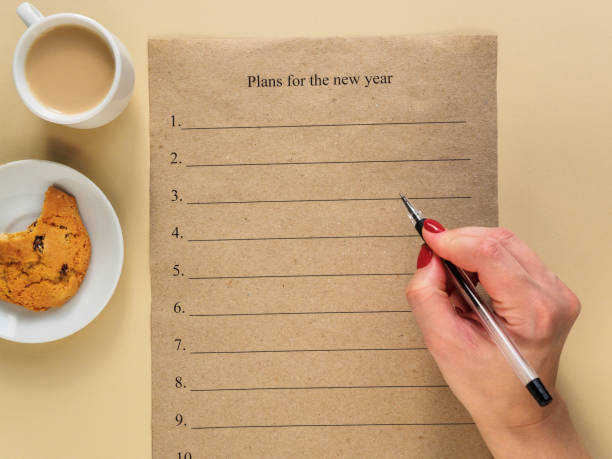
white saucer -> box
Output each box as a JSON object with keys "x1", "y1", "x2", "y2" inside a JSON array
[{"x1": 0, "y1": 160, "x2": 123, "y2": 343}]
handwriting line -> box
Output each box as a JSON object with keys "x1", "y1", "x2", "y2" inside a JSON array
[
  {"x1": 191, "y1": 422, "x2": 475, "y2": 430},
  {"x1": 188, "y1": 273, "x2": 413, "y2": 280},
  {"x1": 185, "y1": 158, "x2": 471, "y2": 167},
  {"x1": 188, "y1": 234, "x2": 417, "y2": 242},
  {"x1": 186, "y1": 196, "x2": 471, "y2": 205},
  {"x1": 189, "y1": 310, "x2": 411, "y2": 317},
  {"x1": 190, "y1": 385, "x2": 448, "y2": 392},
  {"x1": 181, "y1": 120, "x2": 467, "y2": 131},
  {"x1": 190, "y1": 347, "x2": 427, "y2": 355}
]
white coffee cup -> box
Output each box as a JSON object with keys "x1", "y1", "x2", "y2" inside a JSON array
[{"x1": 13, "y1": 3, "x2": 135, "y2": 129}]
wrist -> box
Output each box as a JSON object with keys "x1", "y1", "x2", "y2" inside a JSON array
[{"x1": 475, "y1": 396, "x2": 589, "y2": 458}]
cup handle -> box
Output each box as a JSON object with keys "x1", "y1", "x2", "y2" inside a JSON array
[{"x1": 17, "y1": 2, "x2": 44, "y2": 27}]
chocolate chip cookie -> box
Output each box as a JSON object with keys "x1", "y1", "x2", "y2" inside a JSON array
[{"x1": 0, "y1": 186, "x2": 91, "y2": 311}]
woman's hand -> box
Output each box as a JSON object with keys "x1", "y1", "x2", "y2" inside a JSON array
[{"x1": 406, "y1": 222, "x2": 588, "y2": 458}]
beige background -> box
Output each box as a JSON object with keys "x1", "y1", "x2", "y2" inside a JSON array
[{"x1": 0, "y1": 0, "x2": 610, "y2": 457}]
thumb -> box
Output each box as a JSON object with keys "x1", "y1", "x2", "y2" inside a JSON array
[{"x1": 406, "y1": 244, "x2": 464, "y2": 347}]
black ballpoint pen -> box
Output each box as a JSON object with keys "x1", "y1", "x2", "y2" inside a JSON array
[{"x1": 400, "y1": 195, "x2": 552, "y2": 407}]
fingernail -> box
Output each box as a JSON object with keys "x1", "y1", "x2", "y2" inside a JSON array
[
  {"x1": 416, "y1": 244, "x2": 433, "y2": 269},
  {"x1": 423, "y1": 219, "x2": 445, "y2": 233}
]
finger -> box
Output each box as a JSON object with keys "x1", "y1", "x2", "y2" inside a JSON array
[
  {"x1": 406, "y1": 245, "x2": 481, "y2": 349},
  {"x1": 421, "y1": 223, "x2": 545, "y2": 332},
  {"x1": 445, "y1": 226, "x2": 553, "y2": 284},
  {"x1": 422, "y1": 223, "x2": 536, "y2": 305}
]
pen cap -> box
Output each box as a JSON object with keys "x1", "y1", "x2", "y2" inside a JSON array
[{"x1": 526, "y1": 378, "x2": 553, "y2": 406}]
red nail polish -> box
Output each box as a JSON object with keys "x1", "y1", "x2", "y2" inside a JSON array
[
  {"x1": 423, "y1": 219, "x2": 445, "y2": 233},
  {"x1": 416, "y1": 244, "x2": 433, "y2": 269}
]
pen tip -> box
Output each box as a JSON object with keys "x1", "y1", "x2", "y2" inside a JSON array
[{"x1": 399, "y1": 194, "x2": 424, "y2": 224}]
